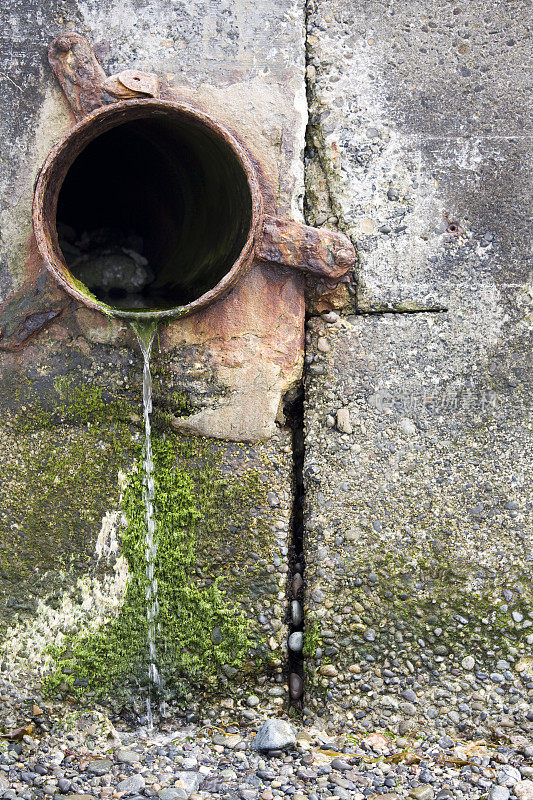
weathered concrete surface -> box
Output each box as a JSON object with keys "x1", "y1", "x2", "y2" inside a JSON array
[
  {"x1": 305, "y1": 0, "x2": 531, "y2": 312},
  {"x1": 304, "y1": 0, "x2": 532, "y2": 736},
  {"x1": 0, "y1": 0, "x2": 306, "y2": 709}
]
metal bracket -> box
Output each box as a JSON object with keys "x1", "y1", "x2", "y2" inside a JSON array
[{"x1": 48, "y1": 33, "x2": 160, "y2": 119}]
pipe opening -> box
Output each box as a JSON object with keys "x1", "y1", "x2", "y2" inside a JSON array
[{"x1": 53, "y1": 107, "x2": 254, "y2": 313}]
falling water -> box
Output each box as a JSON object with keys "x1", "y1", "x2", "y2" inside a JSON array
[{"x1": 131, "y1": 320, "x2": 161, "y2": 729}]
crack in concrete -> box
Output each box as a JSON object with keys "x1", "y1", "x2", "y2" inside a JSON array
[{"x1": 284, "y1": 384, "x2": 305, "y2": 707}]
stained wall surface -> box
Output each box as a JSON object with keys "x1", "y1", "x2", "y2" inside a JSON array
[
  {"x1": 0, "y1": 0, "x2": 531, "y2": 733},
  {"x1": 0, "y1": 0, "x2": 306, "y2": 714},
  {"x1": 303, "y1": 0, "x2": 532, "y2": 736}
]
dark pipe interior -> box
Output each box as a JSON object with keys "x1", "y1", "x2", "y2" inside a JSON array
[{"x1": 56, "y1": 113, "x2": 253, "y2": 311}]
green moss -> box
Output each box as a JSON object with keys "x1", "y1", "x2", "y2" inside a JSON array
[
  {"x1": 171, "y1": 391, "x2": 191, "y2": 417},
  {"x1": 0, "y1": 426, "x2": 134, "y2": 597},
  {"x1": 43, "y1": 437, "x2": 251, "y2": 704},
  {"x1": 339, "y1": 547, "x2": 530, "y2": 665},
  {"x1": 11, "y1": 376, "x2": 135, "y2": 434},
  {"x1": 0, "y1": 373, "x2": 140, "y2": 630},
  {"x1": 303, "y1": 619, "x2": 322, "y2": 658}
]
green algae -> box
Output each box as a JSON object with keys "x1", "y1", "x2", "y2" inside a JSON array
[
  {"x1": 43, "y1": 437, "x2": 251, "y2": 703},
  {"x1": 324, "y1": 546, "x2": 531, "y2": 670},
  {"x1": 303, "y1": 619, "x2": 322, "y2": 658},
  {"x1": 11, "y1": 376, "x2": 135, "y2": 434}
]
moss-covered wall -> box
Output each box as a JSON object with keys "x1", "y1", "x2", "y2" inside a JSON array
[
  {"x1": 303, "y1": 313, "x2": 532, "y2": 739},
  {"x1": 0, "y1": 312, "x2": 292, "y2": 715}
]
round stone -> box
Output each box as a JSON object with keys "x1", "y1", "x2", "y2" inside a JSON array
[
  {"x1": 462, "y1": 656, "x2": 475, "y2": 671},
  {"x1": 247, "y1": 694, "x2": 260, "y2": 707},
  {"x1": 289, "y1": 673, "x2": 304, "y2": 699},
  {"x1": 288, "y1": 631, "x2": 303, "y2": 652}
]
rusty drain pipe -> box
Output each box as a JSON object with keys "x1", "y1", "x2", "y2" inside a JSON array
[{"x1": 32, "y1": 33, "x2": 355, "y2": 321}]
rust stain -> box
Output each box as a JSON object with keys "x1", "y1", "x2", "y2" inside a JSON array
[
  {"x1": 443, "y1": 213, "x2": 465, "y2": 236},
  {"x1": 48, "y1": 33, "x2": 108, "y2": 120},
  {"x1": 32, "y1": 98, "x2": 263, "y2": 322},
  {"x1": 103, "y1": 70, "x2": 160, "y2": 100},
  {"x1": 163, "y1": 261, "x2": 305, "y2": 375},
  {"x1": 0, "y1": 269, "x2": 69, "y2": 352},
  {"x1": 257, "y1": 215, "x2": 355, "y2": 280}
]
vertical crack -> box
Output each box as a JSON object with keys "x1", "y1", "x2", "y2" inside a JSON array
[
  {"x1": 285, "y1": 384, "x2": 306, "y2": 707},
  {"x1": 281, "y1": 0, "x2": 314, "y2": 711}
]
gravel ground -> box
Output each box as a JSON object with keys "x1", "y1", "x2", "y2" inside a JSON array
[{"x1": 1, "y1": 688, "x2": 532, "y2": 800}]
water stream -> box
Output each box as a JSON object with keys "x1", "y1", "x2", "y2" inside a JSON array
[{"x1": 131, "y1": 320, "x2": 161, "y2": 729}]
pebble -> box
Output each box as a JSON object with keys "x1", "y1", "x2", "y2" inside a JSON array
[
  {"x1": 330, "y1": 757, "x2": 351, "y2": 771},
  {"x1": 117, "y1": 774, "x2": 146, "y2": 794},
  {"x1": 437, "y1": 735, "x2": 454, "y2": 749},
  {"x1": 319, "y1": 664, "x2": 338, "y2": 677},
  {"x1": 115, "y1": 748, "x2": 141, "y2": 764},
  {"x1": 291, "y1": 573, "x2": 303, "y2": 596},
  {"x1": 410, "y1": 787, "x2": 434, "y2": 799},
  {"x1": 291, "y1": 600, "x2": 303, "y2": 626},
  {"x1": 289, "y1": 673, "x2": 304, "y2": 699},
  {"x1": 488, "y1": 787, "x2": 511, "y2": 800},
  {"x1": 399, "y1": 418, "x2": 416, "y2": 436},
  {"x1": 462, "y1": 655, "x2": 475, "y2": 671},
  {"x1": 247, "y1": 694, "x2": 260, "y2": 707},
  {"x1": 175, "y1": 772, "x2": 202, "y2": 795},
  {"x1": 0, "y1": 697, "x2": 530, "y2": 800},
  {"x1": 288, "y1": 631, "x2": 303, "y2": 651},
  {"x1": 158, "y1": 790, "x2": 185, "y2": 800},
  {"x1": 496, "y1": 764, "x2": 521, "y2": 786},
  {"x1": 68, "y1": 795, "x2": 95, "y2": 800},
  {"x1": 515, "y1": 781, "x2": 533, "y2": 800},
  {"x1": 86, "y1": 759, "x2": 113, "y2": 775},
  {"x1": 336, "y1": 407, "x2": 353, "y2": 434},
  {"x1": 252, "y1": 719, "x2": 296, "y2": 752}
]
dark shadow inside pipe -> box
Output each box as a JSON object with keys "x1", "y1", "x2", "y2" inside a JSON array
[{"x1": 56, "y1": 114, "x2": 252, "y2": 311}]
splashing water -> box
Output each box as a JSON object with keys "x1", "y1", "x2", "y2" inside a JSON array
[{"x1": 131, "y1": 321, "x2": 161, "y2": 729}]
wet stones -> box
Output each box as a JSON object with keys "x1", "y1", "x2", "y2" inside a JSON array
[
  {"x1": 291, "y1": 573, "x2": 303, "y2": 596},
  {"x1": 289, "y1": 673, "x2": 304, "y2": 699},
  {"x1": 288, "y1": 631, "x2": 303, "y2": 652},
  {"x1": 290, "y1": 600, "x2": 303, "y2": 626}
]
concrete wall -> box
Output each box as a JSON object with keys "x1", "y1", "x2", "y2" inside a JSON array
[
  {"x1": 0, "y1": 0, "x2": 306, "y2": 717},
  {"x1": 0, "y1": 0, "x2": 530, "y2": 734},
  {"x1": 303, "y1": 0, "x2": 532, "y2": 737}
]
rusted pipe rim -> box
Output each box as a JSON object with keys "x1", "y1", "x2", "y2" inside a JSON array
[{"x1": 33, "y1": 98, "x2": 263, "y2": 321}]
